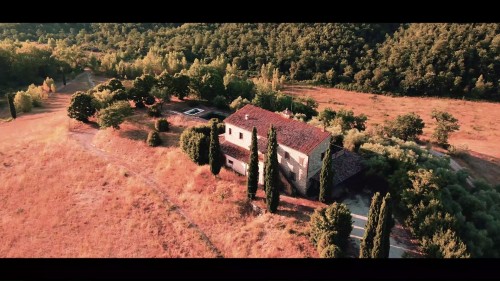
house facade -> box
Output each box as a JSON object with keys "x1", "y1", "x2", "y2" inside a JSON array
[{"x1": 219, "y1": 104, "x2": 332, "y2": 196}]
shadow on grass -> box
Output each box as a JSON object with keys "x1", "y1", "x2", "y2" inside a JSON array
[
  {"x1": 153, "y1": 126, "x2": 185, "y2": 148},
  {"x1": 119, "y1": 129, "x2": 148, "y2": 141},
  {"x1": 455, "y1": 152, "x2": 500, "y2": 185},
  {"x1": 252, "y1": 195, "x2": 316, "y2": 223},
  {"x1": 277, "y1": 200, "x2": 316, "y2": 223}
]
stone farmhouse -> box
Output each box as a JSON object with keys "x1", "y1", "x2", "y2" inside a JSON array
[{"x1": 219, "y1": 104, "x2": 363, "y2": 197}]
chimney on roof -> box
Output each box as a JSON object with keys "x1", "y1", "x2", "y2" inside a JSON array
[
  {"x1": 281, "y1": 108, "x2": 293, "y2": 119},
  {"x1": 245, "y1": 114, "x2": 249, "y2": 120}
]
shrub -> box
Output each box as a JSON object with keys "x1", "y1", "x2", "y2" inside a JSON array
[
  {"x1": 229, "y1": 96, "x2": 250, "y2": 111},
  {"x1": 320, "y1": 244, "x2": 343, "y2": 258},
  {"x1": 13, "y1": 91, "x2": 32, "y2": 113},
  {"x1": 333, "y1": 109, "x2": 367, "y2": 132},
  {"x1": 43, "y1": 77, "x2": 56, "y2": 93},
  {"x1": 155, "y1": 118, "x2": 169, "y2": 132},
  {"x1": 180, "y1": 128, "x2": 209, "y2": 164},
  {"x1": 147, "y1": 130, "x2": 162, "y2": 147},
  {"x1": 150, "y1": 86, "x2": 171, "y2": 109},
  {"x1": 93, "y1": 89, "x2": 115, "y2": 109},
  {"x1": 309, "y1": 203, "x2": 353, "y2": 253},
  {"x1": 68, "y1": 91, "x2": 96, "y2": 122},
  {"x1": 26, "y1": 84, "x2": 47, "y2": 107},
  {"x1": 112, "y1": 89, "x2": 128, "y2": 102},
  {"x1": 421, "y1": 229, "x2": 470, "y2": 258},
  {"x1": 107, "y1": 78, "x2": 125, "y2": 92},
  {"x1": 147, "y1": 104, "x2": 161, "y2": 117},
  {"x1": 179, "y1": 122, "x2": 224, "y2": 165},
  {"x1": 384, "y1": 112, "x2": 425, "y2": 141},
  {"x1": 212, "y1": 95, "x2": 228, "y2": 109},
  {"x1": 344, "y1": 128, "x2": 367, "y2": 152},
  {"x1": 97, "y1": 101, "x2": 132, "y2": 129},
  {"x1": 144, "y1": 95, "x2": 156, "y2": 106}
]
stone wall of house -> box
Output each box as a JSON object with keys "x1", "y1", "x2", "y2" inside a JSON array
[
  {"x1": 224, "y1": 155, "x2": 247, "y2": 177},
  {"x1": 307, "y1": 135, "x2": 332, "y2": 181},
  {"x1": 276, "y1": 143, "x2": 309, "y2": 195},
  {"x1": 225, "y1": 123, "x2": 330, "y2": 196},
  {"x1": 224, "y1": 124, "x2": 252, "y2": 150}
]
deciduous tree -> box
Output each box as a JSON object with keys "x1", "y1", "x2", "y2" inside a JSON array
[
  {"x1": 431, "y1": 110, "x2": 460, "y2": 147},
  {"x1": 67, "y1": 91, "x2": 96, "y2": 122}
]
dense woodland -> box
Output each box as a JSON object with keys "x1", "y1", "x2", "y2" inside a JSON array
[{"x1": 1, "y1": 23, "x2": 499, "y2": 101}]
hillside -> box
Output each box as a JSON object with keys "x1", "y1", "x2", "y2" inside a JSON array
[{"x1": 1, "y1": 23, "x2": 499, "y2": 100}]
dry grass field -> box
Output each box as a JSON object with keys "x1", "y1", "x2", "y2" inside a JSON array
[
  {"x1": 2, "y1": 72, "x2": 495, "y2": 257},
  {"x1": 0, "y1": 72, "x2": 320, "y2": 257},
  {"x1": 284, "y1": 85, "x2": 500, "y2": 184}
]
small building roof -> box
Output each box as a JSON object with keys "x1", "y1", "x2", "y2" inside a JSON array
[
  {"x1": 224, "y1": 104, "x2": 330, "y2": 155},
  {"x1": 312, "y1": 149, "x2": 364, "y2": 186}
]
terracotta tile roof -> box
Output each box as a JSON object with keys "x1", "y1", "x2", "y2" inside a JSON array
[
  {"x1": 219, "y1": 135, "x2": 263, "y2": 162},
  {"x1": 224, "y1": 104, "x2": 330, "y2": 155},
  {"x1": 257, "y1": 137, "x2": 268, "y2": 154},
  {"x1": 312, "y1": 149, "x2": 364, "y2": 186}
]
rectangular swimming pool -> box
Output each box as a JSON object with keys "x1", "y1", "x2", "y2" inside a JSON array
[{"x1": 183, "y1": 108, "x2": 205, "y2": 115}]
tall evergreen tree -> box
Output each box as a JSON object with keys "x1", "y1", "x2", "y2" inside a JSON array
[
  {"x1": 359, "y1": 192, "x2": 382, "y2": 258},
  {"x1": 247, "y1": 127, "x2": 259, "y2": 199},
  {"x1": 265, "y1": 125, "x2": 280, "y2": 213},
  {"x1": 209, "y1": 120, "x2": 222, "y2": 176},
  {"x1": 319, "y1": 137, "x2": 335, "y2": 202},
  {"x1": 372, "y1": 193, "x2": 393, "y2": 258},
  {"x1": 7, "y1": 93, "x2": 16, "y2": 119},
  {"x1": 61, "y1": 67, "x2": 66, "y2": 86}
]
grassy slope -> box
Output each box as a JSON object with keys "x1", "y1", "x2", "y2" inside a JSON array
[{"x1": 0, "y1": 73, "x2": 319, "y2": 257}]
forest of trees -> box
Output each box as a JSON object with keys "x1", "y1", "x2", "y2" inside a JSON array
[{"x1": 1, "y1": 23, "x2": 499, "y2": 101}]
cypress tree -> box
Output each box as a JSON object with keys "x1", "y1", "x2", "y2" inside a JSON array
[
  {"x1": 359, "y1": 192, "x2": 382, "y2": 258},
  {"x1": 7, "y1": 93, "x2": 16, "y2": 119},
  {"x1": 247, "y1": 127, "x2": 259, "y2": 200},
  {"x1": 319, "y1": 138, "x2": 334, "y2": 202},
  {"x1": 209, "y1": 120, "x2": 222, "y2": 176},
  {"x1": 265, "y1": 125, "x2": 280, "y2": 213},
  {"x1": 372, "y1": 193, "x2": 392, "y2": 258}
]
